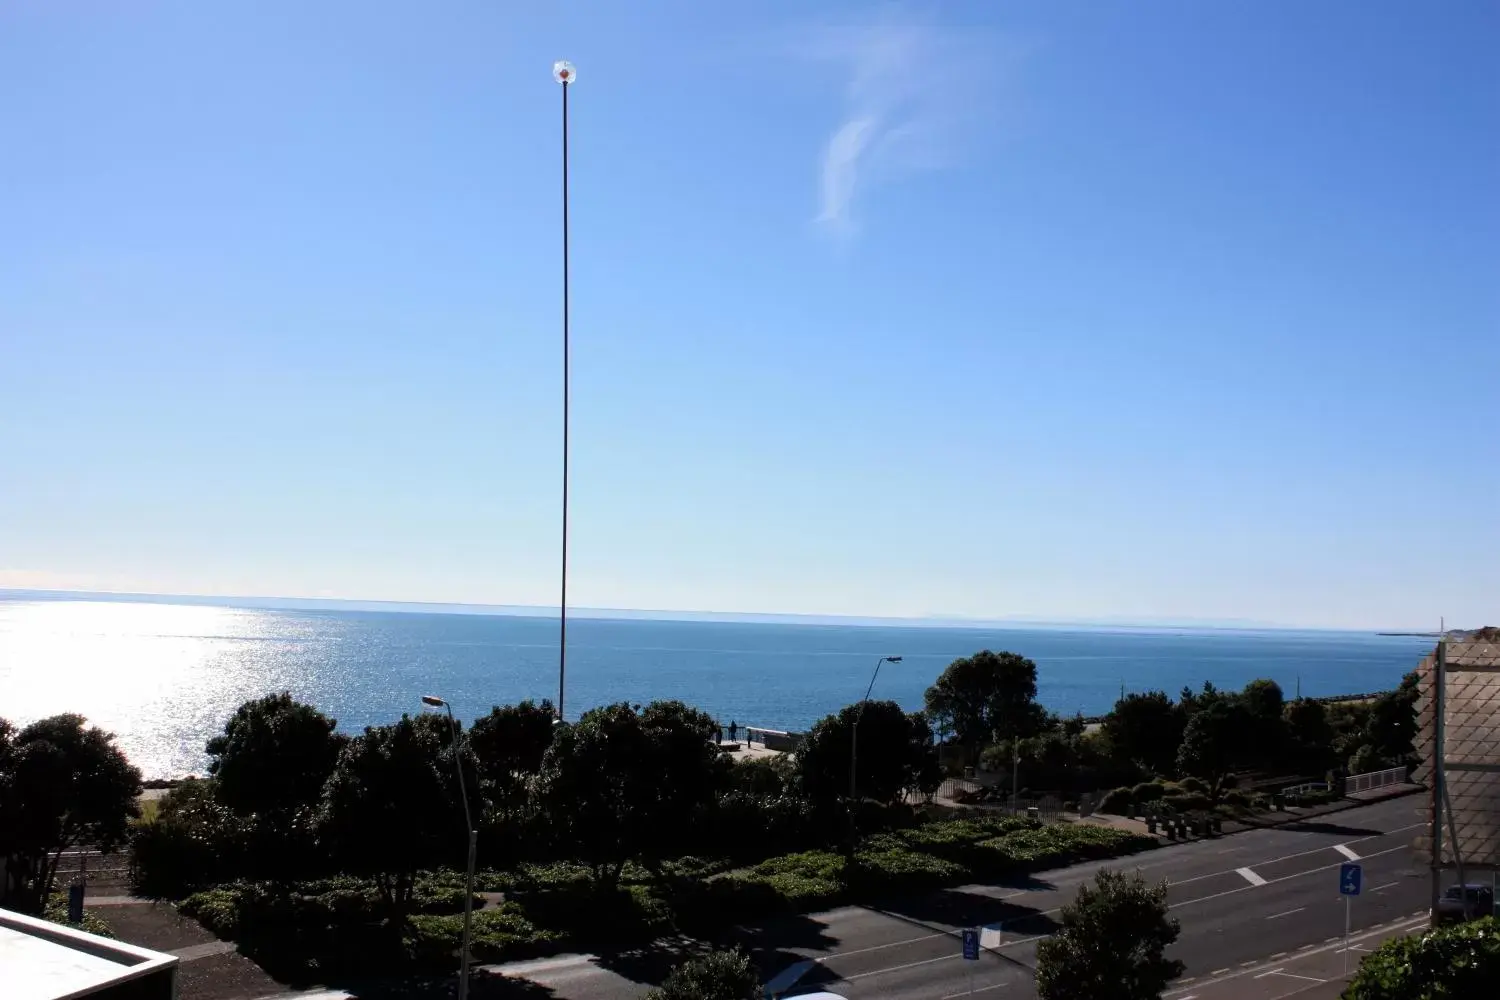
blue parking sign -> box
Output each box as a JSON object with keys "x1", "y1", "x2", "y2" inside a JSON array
[
  {"x1": 962, "y1": 927, "x2": 980, "y2": 960},
  {"x1": 1340, "y1": 862, "x2": 1362, "y2": 896}
]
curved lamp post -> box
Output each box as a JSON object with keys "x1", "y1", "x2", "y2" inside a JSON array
[
  {"x1": 849, "y1": 655, "x2": 903, "y2": 852},
  {"x1": 421, "y1": 694, "x2": 476, "y2": 1000}
]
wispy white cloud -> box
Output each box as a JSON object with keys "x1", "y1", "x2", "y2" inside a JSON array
[{"x1": 804, "y1": 10, "x2": 997, "y2": 233}]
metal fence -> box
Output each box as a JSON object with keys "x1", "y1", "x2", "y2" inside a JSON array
[{"x1": 1345, "y1": 765, "x2": 1409, "y2": 795}]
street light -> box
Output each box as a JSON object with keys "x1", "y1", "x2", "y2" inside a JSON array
[
  {"x1": 553, "y1": 59, "x2": 575, "y2": 724},
  {"x1": 849, "y1": 655, "x2": 903, "y2": 853},
  {"x1": 421, "y1": 695, "x2": 476, "y2": 1000}
]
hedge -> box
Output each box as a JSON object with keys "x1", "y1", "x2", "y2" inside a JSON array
[{"x1": 175, "y1": 818, "x2": 1160, "y2": 971}]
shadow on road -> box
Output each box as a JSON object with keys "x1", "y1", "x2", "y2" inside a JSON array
[
  {"x1": 874, "y1": 886, "x2": 1063, "y2": 941},
  {"x1": 1271, "y1": 820, "x2": 1384, "y2": 838},
  {"x1": 592, "y1": 935, "x2": 716, "y2": 986},
  {"x1": 342, "y1": 972, "x2": 558, "y2": 1000}
]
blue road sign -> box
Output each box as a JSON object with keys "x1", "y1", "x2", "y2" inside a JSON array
[
  {"x1": 1340, "y1": 862, "x2": 1362, "y2": 896},
  {"x1": 962, "y1": 927, "x2": 980, "y2": 961}
]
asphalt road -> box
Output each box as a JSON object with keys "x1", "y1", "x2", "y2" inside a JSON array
[{"x1": 487, "y1": 795, "x2": 1433, "y2": 1000}]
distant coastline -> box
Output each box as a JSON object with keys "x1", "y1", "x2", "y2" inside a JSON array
[{"x1": 0, "y1": 587, "x2": 1401, "y2": 635}]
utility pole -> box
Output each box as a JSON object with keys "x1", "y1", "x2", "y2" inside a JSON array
[
  {"x1": 1012, "y1": 736, "x2": 1021, "y2": 814},
  {"x1": 553, "y1": 59, "x2": 575, "y2": 722}
]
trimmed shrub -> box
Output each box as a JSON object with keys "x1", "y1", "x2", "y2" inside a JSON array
[
  {"x1": 1099, "y1": 787, "x2": 1134, "y2": 814},
  {"x1": 1132, "y1": 782, "x2": 1165, "y2": 803},
  {"x1": 406, "y1": 904, "x2": 564, "y2": 966},
  {"x1": 1176, "y1": 776, "x2": 1209, "y2": 794}
]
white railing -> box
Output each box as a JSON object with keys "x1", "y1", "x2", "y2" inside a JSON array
[
  {"x1": 1282, "y1": 781, "x2": 1329, "y2": 797},
  {"x1": 1345, "y1": 766, "x2": 1408, "y2": 795}
]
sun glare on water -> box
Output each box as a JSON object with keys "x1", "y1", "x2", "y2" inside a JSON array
[{"x1": 0, "y1": 600, "x2": 314, "y2": 778}]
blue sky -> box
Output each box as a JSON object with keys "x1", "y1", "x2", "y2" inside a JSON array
[{"x1": 2, "y1": 1, "x2": 1495, "y2": 630}]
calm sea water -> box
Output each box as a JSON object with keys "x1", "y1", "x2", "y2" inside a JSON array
[{"x1": 0, "y1": 596, "x2": 1433, "y2": 779}]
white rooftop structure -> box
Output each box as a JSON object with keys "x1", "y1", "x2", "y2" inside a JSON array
[{"x1": 0, "y1": 906, "x2": 178, "y2": 1000}]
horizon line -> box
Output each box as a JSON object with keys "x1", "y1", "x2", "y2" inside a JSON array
[{"x1": 0, "y1": 586, "x2": 1427, "y2": 635}]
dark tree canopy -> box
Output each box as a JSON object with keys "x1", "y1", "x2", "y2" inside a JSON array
[
  {"x1": 1365, "y1": 671, "x2": 1419, "y2": 766},
  {"x1": 317, "y1": 715, "x2": 458, "y2": 918},
  {"x1": 1284, "y1": 698, "x2": 1335, "y2": 772},
  {"x1": 643, "y1": 949, "x2": 762, "y2": 1000},
  {"x1": 0, "y1": 714, "x2": 141, "y2": 913},
  {"x1": 1175, "y1": 700, "x2": 1250, "y2": 800},
  {"x1": 1237, "y1": 679, "x2": 1288, "y2": 771},
  {"x1": 205, "y1": 692, "x2": 344, "y2": 818},
  {"x1": 539, "y1": 700, "x2": 727, "y2": 885},
  {"x1": 923, "y1": 650, "x2": 1047, "y2": 749},
  {"x1": 796, "y1": 700, "x2": 938, "y2": 807},
  {"x1": 1036, "y1": 869, "x2": 1184, "y2": 1000},
  {"x1": 1103, "y1": 691, "x2": 1182, "y2": 777},
  {"x1": 467, "y1": 699, "x2": 557, "y2": 796}
]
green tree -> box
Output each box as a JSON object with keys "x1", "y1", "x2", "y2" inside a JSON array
[
  {"x1": 1284, "y1": 698, "x2": 1335, "y2": 772},
  {"x1": 1036, "y1": 868, "x2": 1184, "y2": 1000},
  {"x1": 1240, "y1": 678, "x2": 1286, "y2": 723},
  {"x1": 1175, "y1": 700, "x2": 1250, "y2": 801},
  {"x1": 1343, "y1": 916, "x2": 1500, "y2": 999},
  {"x1": 467, "y1": 699, "x2": 556, "y2": 801},
  {"x1": 796, "y1": 700, "x2": 938, "y2": 808},
  {"x1": 539, "y1": 700, "x2": 727, "y2": 887},
  {"x1": 1238, "y1": 679, "x2": 1288, "y2": 771},
  {"x1": 0, "y1": 714, "x2": 141, "y2": 914},
  {"x1": 924, "y1": 650, "x2": 1047, "y2": 753},
  {"x1": 205, "y1": 692, "x2": 344, "y2": 818},
  {"x1": 1365, "y1": 671, "x2": 1419, "y2": 767},
  {"x1": 1103, "y1": 691, "x2": 1182, "y2": 777},
  {"x1": 644, "y1": 949, "x2": 762, "y2": 1000},
  {"x1": 317, "y1": 715, "x2": 457, "y2": 920}
]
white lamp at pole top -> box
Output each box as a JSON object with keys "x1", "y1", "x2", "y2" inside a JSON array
[{"x1": 553, "y1": 61, "x2": 576, "y2": 84}]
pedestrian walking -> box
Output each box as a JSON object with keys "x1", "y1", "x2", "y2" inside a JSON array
[{"x1": 729, "y1": 720, "x2": 739, "y2": 743}]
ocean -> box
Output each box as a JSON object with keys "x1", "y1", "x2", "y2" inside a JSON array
[{"x1": 0, "y1": 595, "x2": 1434, "y2": 779}]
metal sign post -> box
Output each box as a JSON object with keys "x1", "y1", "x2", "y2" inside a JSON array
[
  {"x1": 1339, "y1": 862, "x2": 1362, "y2": 974},
  {"x1": 962, "y1": 927, "x2": 979, "y2": 995}
]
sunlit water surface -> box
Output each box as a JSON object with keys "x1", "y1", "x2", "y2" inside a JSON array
[{"x1": 0, "y1": 597, "x2": 1433, "y2": 779}]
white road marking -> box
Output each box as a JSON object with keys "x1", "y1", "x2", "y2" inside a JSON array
[
  {"x1": 1334, "y1": 843, "x2": 1361, "y2": 861},
  {"x1": 1253, "y1": 968, "x2": 1287, "y2": 979},
  {"x1": 1266, "y1": 907, "x2": 1306, "y2": 920},
  {"x1": 1371, "y1": 881, "x2": 1399, "y2": 892},
  {"x1": 825, "y1": 932, "x2": 946, "y2": 959},
  {"x1": 1211, "y1": 968, "x2": 1230, "y2": 975},
  {"x1": 1268, "y1": 970, "x2": 1328, "y2": 983},
  {"x1": 939, "y1": 984, "x2": 1005, "y2": 999},
  {"x1": 1160, "y1": 821, "x2": 1423, "y2": 892},
  {"x1": 1163, "y1": 916, "x2": 1427, "y2": 996},
  {"x1": 845, "y1": 952, "x2": 957, "y2": 980},
  {"x1": 762, "y1": 959, "x2": 816, "y2": 996},
  {"x1": 1236, "y1": 866, "x2": 1268, "y2": 886}
]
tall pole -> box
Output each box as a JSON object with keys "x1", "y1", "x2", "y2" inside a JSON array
[
  {"x1": 849, "y1": 655, "x2": 901, "y2": 854},
  {"x1": 1430, "y1": 640, "x2": 1446, "y2": 923},
  {"x1": 1013, "y1": 736, "x2": 1020, "y2": 814},
  {"x1": 423, "y1": 696, "x2": 475, "y2": 1000},
  {"x1": 554, "y1": 60, "x2": 575, "y2": 722}
]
